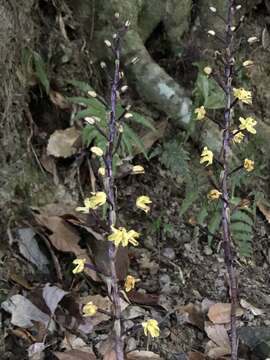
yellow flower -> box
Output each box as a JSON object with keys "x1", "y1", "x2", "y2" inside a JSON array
[
  {"x1": 142, "y1": 319, "x2": 160, "y2": 338},
  {"x1": 233, "y1": 88, "x2": 252, "y2": 105},
  {"x1": 108, "y1": 227, "x2": 140, "y2": 247},
  {"x1": 239, "y1": 116, "x2": 257, "y2": 134},
  {"x1": 82, "y1": 301, "x2": 97, "y2": 317},
  {"x1": 72, "y1": 258, "x2": 86, "y2": 274},
  {"x1": 200, "y1": 147, "x2": 213, "y2": 166},
  {"x1": 243, "y1": 60, "x2": 254, "y2": 67},
  {"x1": 75, "y1": 198, "x2": 92, "y2": 214},
  {"x1": 232, "y1": 130, "x2": 244, "y2": 144},
  {"x1": 98, "y1": 167, "x2": 106, "y2": 176},
  {"x1": 124, "y1": 275, "x2": 139, "y2": 292},
  {"x1": 244, "y1": 159, "x2": 254, "y2": 172},
  {"x1": 132, "y1": 165, "x2": 145, "y2": 174},
  {"x1": 194, "y1": 106, "x2": 206, "y2": 120},
  {"x1": 136, "y1": 195, "x2": 152, "y2": 213},
  {"x1": 203, "y1": 66, "x2": 212, "y2": 76},
  {"x1": 90, "y1": 146, "x2": 104, "y2": 157},
  {"x1": 207, "y1": 189, "x2": 222, "y2": 201},
  {"x1": 76, "y1": 192, "x2": 107, "y2": 212}
]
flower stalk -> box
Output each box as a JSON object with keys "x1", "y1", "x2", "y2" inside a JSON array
[
  {"x1": 220, "y1": 2, "x2": 238, "y2": 358},
  {"x1": 103, "y1": 31, "x2": 125, "y2": 360}
]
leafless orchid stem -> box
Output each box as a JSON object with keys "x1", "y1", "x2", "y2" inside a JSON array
[
  {"x1": 103, "y1": 30, "x2": 127, "y2": 360},
  {"x1": 220, "y1": 1, "x2": 238, "y2": 358}
]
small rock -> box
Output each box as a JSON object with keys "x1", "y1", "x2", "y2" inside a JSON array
[{"x1": 163, "y1": 247, "x2": 176, "y2": 260}]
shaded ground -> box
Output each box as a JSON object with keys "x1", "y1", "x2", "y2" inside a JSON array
[{"x1": 1, "y1": 1, "x2": 270, "y2": 359}]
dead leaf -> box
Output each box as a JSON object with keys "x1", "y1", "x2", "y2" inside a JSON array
[
  {"x1": 59, "y1": 333, "x2": 95, "y2": 355},
  {"x1": 9, "y1": 271, "x2": 33, "y2": 290},
  {"x1": 79, "y1": 295, "x2": 111, "y2": 326},
  {"x1": 35, "y1": 213, "x2": 99, "y2": 281},
  {"x1": 28, "y1": 342, "x2": 46, "y2": 360},
  {"x1": 176, "y1": 303, "x2": 204, "y2": 330},
  {"x1": 1, "y1": 294, "x2": 52, "y2": 328},
  {"x1": 188, "y1": 352, "x2": 206, "y2": 360},
  {"x1": 103, "y1": 349, "x2": 117, "y2": 360},
  {"x1": 49, "y1": 90, "x2": 70, "y2": 109},
  {"x1": 42, "y1": 284, "x2": 68, "y2": 314},
  {"x1": 16, "y1": 228, "x2": 49, "y2": 273},
  {"x1": 122, "y1": 305, "x2": 146, "y2": 320},
  {"x1": 240, "y1": 299, "x2": 264, "y2": 316},
  {"x1": 127, "y1": 290, "x2": 159, "y2": 306},
  {"x1": 257, "y1": 200, "x2": 270, "y2": 223},
  {"x1": 207, "y1": 303, "x2": 244, "y2": 324},
  {"x1": 54, "y1": 350, "x2": 96, "y2": 360},
  {"x1": 205, "y1": 340, "x2": 231, "y2": 360},
  {"x1": 205, "y1": 322, "x2": 230, "y2": 349},
  {"x1": 47, "y1": 127, "x2": 81, "y2": 158},
  {"x1": 126, "y1": 350, "x2": 163, "y2": 360}
]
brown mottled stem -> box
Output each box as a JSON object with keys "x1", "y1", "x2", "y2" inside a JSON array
[
  {"x1": 103, "y1": 32, "x2": 126, "y2": 360},
  {"x1": 220, "y1": 1, "x2": 238, "y2": 359}
]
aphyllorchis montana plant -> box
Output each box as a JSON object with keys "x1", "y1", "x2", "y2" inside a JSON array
[
  {"x1": 71, "y1": 15, "x2": 159, "y2": 360},
  {"x1": 195, "y1": 2, "x2": 257, "y2": 359}
]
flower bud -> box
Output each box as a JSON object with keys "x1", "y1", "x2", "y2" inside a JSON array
[
  {"x1": 104, "y1": 40, "x2": 112, "y2": 47},
  {"x1": 208, "y1": 30, "x2": 216, "y2": 36},
  {"x1": 209, "y1": 6, "x2": 216, "y2": 13},
  {"x1": 88, "y1": 90, "x2": 97, "y2": 98}
]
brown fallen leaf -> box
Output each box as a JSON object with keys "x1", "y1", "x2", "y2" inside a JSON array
[
  {"x1": 205, "y1": 340, "x2": 231, "y2": 360},
  {"x1": 49, "y1": 90, "x2": 70, "y2": 109},
  {"x1": 35, "y1": 213, "x2": 99, "y2": 281},
  {"x1": 205, "y1": 322, "x2": 230, "y2": 349},
  {"x1": 175, "y1": 303, "x2": 204, "y2": 330},
  {"x1": 126, "y1": 350, "x2": 163, "y2": 360},
  {"x1": 9, "y1": 271, "x2": 33, "y2": 290},
  {"x1": 188, "y1": 352, "x2": 206, "y2": 360},
  {"x1": 127, "y1": 290, "x2": 159, "y2": 306},
  {"x1": 207, "y1": 303, "x2": 244, "y2": 324},
  {"x1": 79, "y1": 295, "x2": 111, "y2": 326},
  {"x1": 47, "y1": 127, "x2": 81, "y2": 158},
  {"x1": 54, "y1": 350, "x2": 96, "y2": 360},
  {"x1": 257, "y1": 200, "x2": 270, "y2": 223}
]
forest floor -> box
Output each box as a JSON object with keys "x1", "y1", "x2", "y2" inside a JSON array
[
  {"x1": 1, "y1": 151, "x2": 270, "y2": 360},
  {"x1": 1, "y1": 1, "x2": 270, "y2": 359}
]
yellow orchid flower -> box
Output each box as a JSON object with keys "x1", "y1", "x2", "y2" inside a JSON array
[
  {"x1": 90, "y1": 146, "x2": 104, "y2": 156},
  {"x1": 232, "y1": 130, "x2": 244, "y2": 144},
  {"x1": 124, "y1": 275, "x2": 139, "y2": 292},
  {"x1": 207, "y1": 189, "x2": 222, "y2": 201},
  {"x1": 98, "y1": 167, "x2": 106, "y2": 176},
  {"x1": 194, "y1": 106, "x2": 206, "y2": 120},
  {"x1": 82, "y1": 301, "x2": 98, "y2": 317},
  {"x1": 76, "y1": 192, "x2": 107, "y2": 212},
  {"x1": 200, "y1": 147, "x2": 213, "y2": 166},
  {"x1": 136, "y1": 195, "x2": 152, "y2": 213},
  {"x1": 239, "y1": 116, "x2": 257, "y2": 134},
  {"x1": 233, "y1": 88, "x2": 252, "y2": 105},
  {"x1": 132, "y1": 165, "x2": 145, "y2": 174},
  {"x1": 75, "y1": 198, "x2": 92, "y2": 214},
  {"x1": 142, "y1": 319, "x2": 160, "y2": 338},
  {"x1": 108, "y1": 227, "x2": 140, "y2": 247},
  {"x1": 244, "y1": 159, "x2": 254, "y2": 172},
  {"x1": 72, "y1": 258, "x2": 86, "y2": 274}
]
